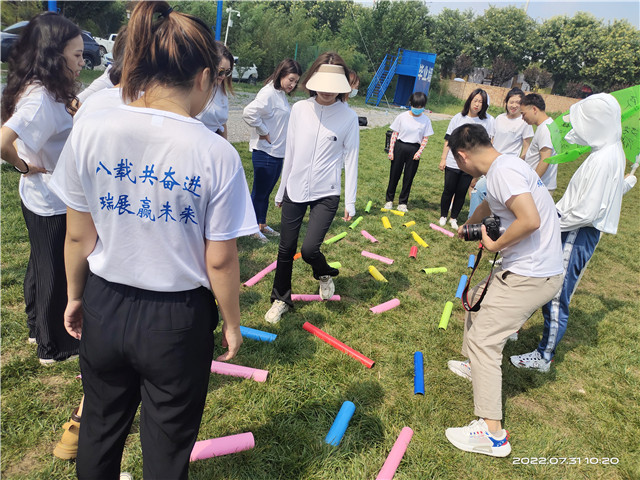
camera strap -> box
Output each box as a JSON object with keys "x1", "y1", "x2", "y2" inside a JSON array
[{"x1": 462, "y1": 245, "x2": 500, "y2": 312}]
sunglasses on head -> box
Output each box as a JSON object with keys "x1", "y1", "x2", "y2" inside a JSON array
[{"x1": 218, "y1": 68, "x2": 232, "y2": 78}]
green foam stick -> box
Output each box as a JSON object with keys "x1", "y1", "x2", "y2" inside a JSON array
[
  {"x1": 439, "y1": 301, "x2": 453, "y2": 329},
  {"x1": 328, "y1": 261, "x2": 342, "y2": 269},
  {"x1": 423, "y1": 267, "x2": 447, "y2": 274},
  {"x1": 365, "y1": 200, "x2": 373, "y2": 213},
  {"x1": 324, "y1": 232, "x2": 347, "y2": 245},
  {"x1": 349, "y1": 216, "x2": 363, "y2": 230}
]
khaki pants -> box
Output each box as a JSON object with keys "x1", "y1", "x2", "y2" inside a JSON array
[{"x1": 461, "y1": 269, "x2": 563, "y2": 420}]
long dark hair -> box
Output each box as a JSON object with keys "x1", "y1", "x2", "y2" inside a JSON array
[
  {"x1": 1, "y1": 12, "x2": 81, "y2": 122},
  {"x1": 121, "y1": 1, "x2": 220, "y2": 103},
  {"x1": 108, "y1": 26, "x2": 128, "y2": 85},
  {"x1": 461, "y1": 88, "x2": 489, "y2": 119},
  {"x1": 265, "y1": 58, "x2": 302, "y2": 96},
  {"x1": 302, "y1": 51, "x2": 350, "y2": 102}
]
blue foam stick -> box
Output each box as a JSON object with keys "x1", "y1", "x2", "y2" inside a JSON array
[
  {"x1": 455, "y1": 274, "x2": 468, "y2": 299},
  {"x1": 414, "y1": 352, "x2": 425, "y2": 395},
  {"x1": 239, "y1": 326, "x2": 277, "y2": 343},
  {"x1": 325, "y1": 401, "x2": 356, "y2": 446},
  {"x1": 467, "y1": 254, "x2": 475, "y2": 269}
]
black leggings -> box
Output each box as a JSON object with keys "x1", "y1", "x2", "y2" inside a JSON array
[
  {"x1": 440, "y1": 167, "x2": 473, "y2": 219},
  {"x1": 386, "y1": 140, "x2": 420, "y2": 205}
]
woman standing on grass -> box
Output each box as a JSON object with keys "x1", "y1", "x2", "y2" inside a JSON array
[
  {"x1": 197, "y1": 41, "x2": 234, "y2": 139},
  {"x1": 243, "y1": 58, "x2": 302, "y2": 242},
  {"x1": 0, "y1": 12, "x2": 84, "y2": 365},
  {"x1": 265, "y1": 52, "x2": 359, "y2": 324},
  {"x1": 438, "y1": 88, "x2": 494, "y2": 229},
  {"x1": 49, "y1": 2, "x2": 257, "y2": 477}
]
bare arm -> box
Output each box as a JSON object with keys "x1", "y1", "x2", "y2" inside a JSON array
[
  {"x1": 520, "y1": 136, "x2": 532, "y2": 159},
  {"x1": 439, "y1": 141, "x2": 449, "y2": 171},
  {"x1": 205, "y1": 238, "x2": 242, "y2": 361},
  {"x1": 458, "y1": 200, "x2": 492, "y2": 238},
  {"x1": 535, "y1": 147, "x2": 552, "y2": 178},
  {"x1": 480, "y1": 192, "x2": 540, "y2": 253},
  {"x1": 0, "y1": 126, "x2": 47, "y2": 175}
]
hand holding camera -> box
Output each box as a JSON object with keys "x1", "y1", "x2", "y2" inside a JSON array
[{"x1": 458, "y1": 216, "x2": 504, "y2": 252}]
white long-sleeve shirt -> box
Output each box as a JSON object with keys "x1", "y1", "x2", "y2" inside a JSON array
[
  {"x1": 275, "y1": 97, "x2": 359, "y2": 216},
  {"x1": 242, "y1": 82, "x2": 291, "y2": 158}
]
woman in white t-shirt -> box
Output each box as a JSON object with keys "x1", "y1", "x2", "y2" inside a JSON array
[
  {"x1": 243, "y1": 58, "x2": 302, "y2": 241},
  {"x1": 265, "y1": 52, "x2": 359, "y2": 324},
  {"x1": 197, "y1": 41, "x2": 234, "y2": 139},
  {"x1": 0, "y1": 12, "x2": 85, "y2": 364},
  {"x1": 49, "y1": 3, "x2": 257, "y2": 477},
  {"x1": 385, "y1": 92, "x2": 434, "y2": 212},
  {"x1": 438, "y1": 88, "x2": 495, "y2": 229}
]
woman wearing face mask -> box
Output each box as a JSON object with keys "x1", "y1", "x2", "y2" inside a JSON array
[
  {"x1": 0, "y1": 12, "x2": 84, "y2": 365},
  {"x1": 243, "y1": 58, "x2": 302, "y2": 242},
  {"x1": 438, "y1": 88, "x2": 494, "y2": 229},
  {"x1": 384, "y1": 92, "x2": 434, "y2": 212},
  {"x1": 348, "y1": 69, "x2": 360, "y2": 101},
  {"x1": 197, "y1": 41, "x2": 234, "y2": 139}
]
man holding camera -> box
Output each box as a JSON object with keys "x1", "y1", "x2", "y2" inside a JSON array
[{"x1": 444, "y1": 124, "x2": 564, "y2": 457}]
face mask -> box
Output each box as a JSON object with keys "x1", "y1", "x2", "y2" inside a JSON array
[
  {"x1": 411, "y1": 107, "x2": 424, "y2": 116},
  {"x1": 349, "y1": 89, "x2": 358, "y2": 98}
]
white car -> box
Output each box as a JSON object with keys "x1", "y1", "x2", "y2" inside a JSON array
[{"x1": 232, "y1": 56, "x2": 258, "y2": 85}]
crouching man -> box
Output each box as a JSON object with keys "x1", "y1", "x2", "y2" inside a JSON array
[{"x1": 445, "y1": 123, "x2": 564, "y2": 457}]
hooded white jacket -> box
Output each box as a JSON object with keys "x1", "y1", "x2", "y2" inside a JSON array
[{"x1": 556, "y1": 93, "x2": 636, "y2": 234}]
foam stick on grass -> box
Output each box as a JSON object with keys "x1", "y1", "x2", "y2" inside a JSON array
[
  {"x1": 414, "y1": 352, "x2": 424, "y2": 395},
  {"x1": 362, "y1": 250, "x2": 394, "y2": 265},
  {"x1": 324, "y1": 231, "x2": 347, "y2": 245},
  {"x1": 409, "y1": 246, "x2": 418, "y2": 259},
  {"x1": 376, "y1": 427, "x2": 414, "y2": 480},
  {"x1": 361, "y1": 230, "x2": 379, "y2": 243},
  {"x1": 349, "y1": 216, "x2": 364, "y2": 230},
  {"x1": 370, "y1": 298, "x2": 400, "y2": 313},
  {"x1": 243, "y1": 260, "x2": 277, "y2": 287},
  {"x1": 239, "y1": 326, "x2": 277, "y2": 343},
  {"x1": 302, "y1": 321, "x2": 375, "y2": 368},
  {"x1": 365, "y1": 200, "x2": 373, "y2": 213},
  {"x1": 291, "y1": 294, "x2": 341, "y2": 301},
  {"x1": 422, "y1": 267, "x2": 447, "y2": 274},
  {"x1": 328, "y1": 261, "x2": 342, "y2": 269},
  {"x1": 382, "y1": 216, "x2": 392, "y2": 229},
  {"x1": 190, "y1": 432, "x2": 255, "y2": 461},
  {"x1": 403, "y1": 221, "x2": 416, "y2": 228},
  {"x1": 210, "y1": 361, "x2": 269, "y2": 382},
  {"x1": 455, "y1": 274, "x2": 468, "y2": 299},
  {"x1": 325, "y1": 401, "x2": 356, "y2": 446},
  {"x1": 389, "y1": 210, "x2": 405, "y2": 217},
  {"x1": 439, "y1": 301, "x2": 453, "y2": 330},
  {"x1": 368, "y1": 265, "x2": 388, "y2": 282},
  {"x1": 411, "y1": 231, "x2": 428, "y2": 248},
  {"x1": 467, "y1": 254, "x2": 476, "y2": 269},
  {"x1": 429, "y1": 223, "x2": 455, "y2": 238}
]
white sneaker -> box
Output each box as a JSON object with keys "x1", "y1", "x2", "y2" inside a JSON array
[
  {"x1": 383, "y1": 201, "x2": 393, "y2": 209},
  {"x1": 510, "y1": 349, "x2": 551, "y2": 372},
  {"x1": 449, "y1": 218, "x2": 458, "y2": 229},
  {"x1": 318, "y1": 275, "x2": 335, "y2": 300},
  {"x1": 397, "y1": 204, "x2": 408, "y2": 212},
  {"x1": 120, "y1": 473, "x2": 133, "y2": 480},
  {"x1": 507, "y1": 331, "x2": 519, "y2": 342},
  {"x1": 252, "y1": 231, "x2": 269, "y2": 243},
  {"x1": 265, "y1": 300, "x2": 289, "y2": 324},
  {"x1": 447, "y1": 359, "x2": 471, "y2": 382},
  {"x1": 439, "y1": 216, "x2": 447, "y2": 226},
  {"x1": 445, "y1": 419, "x2": 511, "y2": 457},
  {"x1": 261, "y1": 225, "x2": 280, "y2": 237}
]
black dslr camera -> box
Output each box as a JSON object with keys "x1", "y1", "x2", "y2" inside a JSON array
[{"x1": 461, "y1": 215, "x2": 502, "y2": 242}]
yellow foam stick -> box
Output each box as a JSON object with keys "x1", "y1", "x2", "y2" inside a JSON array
[
  {"x1": 389, "y1": 210, "x2": 405, "y2": 216},
  {"x1": 382, "y1": 216, "x2": 392, "y2": 229},
  {"x1": 423, "y1": 267, "x2": 447, "y2": 274},
  {"x1": 439, "y1": 301, "x2": 453, "y2": 329},
  {"x1": 368, "y1": 265, "x2": 388, "y2": 282},
  {"x1": 412, "y1": 231, "x2": 428, "y2": 248},
  {"x1": 380, "y1": 207, "x2": 390, "y2": 212},
  {"x1": 403, "y1": 220, "x2": 416, "y2": 228},
  {"x1": 328, "y1": 261, "x2": 342, "y2": 269}
]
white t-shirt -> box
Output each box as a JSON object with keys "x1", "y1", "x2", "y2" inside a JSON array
[
  {"x1": 485, "y1": 155, "x2": 563, "y2": 277},
  {"x1": 493, "y1": 113, "x2": 534, "y2": 156},
  {"x1": 77, "y1": 67, "x2": 114, "y2": 103},
  {"x1": 4, "y1": 83, "x2": 72, "y2": 216},
  {"x1": 389, "y1": 111, "x2": 434, "y2": 144},
  {"x1": 196, "y1": 87, "x2": 228, "y2": 134},
  {"x1": 74, "y1": 87, "x2": 124, "y2": 124},
  {"x1": 243, "y1": 82, "x2": 291, "y2": 158},
  {"x1": 445, "y1": 112, "x2": 495, "y2": 169},
  {"x1": 523, "y1": 117, "x2": 557, "y2": 190},
  {"x1": 50, "y1": 105, "x2": 258, "y2": 292},
  {"x1": 275, "y1": 97, "x2": 359, "y2": 216}
]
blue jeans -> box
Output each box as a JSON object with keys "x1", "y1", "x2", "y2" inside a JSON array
[
  {"x1": 251, "y1": 150, "x2": 283, "y2": 224},
  {"x1": 537, "y1": 227, "x2": 602, "y2": 361},
  {"x1": 468, "y1": 176, "x2": 487, "y2": 219}
]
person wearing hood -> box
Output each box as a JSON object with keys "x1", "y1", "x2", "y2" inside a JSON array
[{"x1": 510, "y1": 93, "x2": 637, "y2": 372}]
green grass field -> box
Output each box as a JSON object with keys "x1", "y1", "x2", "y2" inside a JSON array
[{"x1": 1, "y1": 115, "x2": 639, "y2": 479}]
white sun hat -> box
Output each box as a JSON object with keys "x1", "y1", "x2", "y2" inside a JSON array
[{"x1": 306, "y1": 64, "x2": 351, "y2": 94}]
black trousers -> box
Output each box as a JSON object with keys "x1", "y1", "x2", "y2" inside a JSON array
[
  {"x1": 440, "y1": 167, "x2": 473, "y2": 219},
  {"x1": 386, "y1": 140, "x2": 420, "y2": 205},
  {"x1": 76, "y1": 273, "x2": 217, "y2": 480},
  {"x1": 271, "y1": 192, "x2": 340, "y2": 307},
  {"x1": 21, "y1": 201, "x2": 79, "y2": 360}
]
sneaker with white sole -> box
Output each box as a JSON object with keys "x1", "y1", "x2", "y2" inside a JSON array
[
  {"x1": 445, "y1": 419, "x2": 511, "y2": 457},
  {"x1": 261, "y1": 226, "x2": 280, "y2": 237},
  {"x1": 449, "y1": 218, "x2": 458, "y2": 229},
  {"x1": 447, "y1": 359, "x2": 472, "y2": 382},
  {"x1": 397, "y1": 204, "x2": 408, "y2": 212},
  {"x1": 39, "y1": 355, "x2": 79, "y2": 366},
  {"x1": 318, "y1": 275, "x2": 335, "y2": 300},
  {"x1": 383, "y1": 201, "x2": 393, "y2": 209},
  {"x1": 439, "y1": 216, "x2": 447, "y2": 227},
  {"x1": 510, "y1": 349, "x2": 551, "y2": 372},
  {"x1": 252, "y1": 231, "x2": 269, "y2": 243},
  {"x1": 265, "y1": 300, "x2": 289, "y2": 324}
]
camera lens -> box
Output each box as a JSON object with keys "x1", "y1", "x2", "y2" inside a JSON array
[{"x1": 462, "y1": 224, "x2": 482, "y2": 242}]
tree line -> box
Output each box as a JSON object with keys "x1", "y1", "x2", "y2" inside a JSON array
[{"x1": 2, "y1": 1, "x2": 638, "y2": 96}]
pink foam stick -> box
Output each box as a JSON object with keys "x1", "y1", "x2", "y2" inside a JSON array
[
  {"x1": 369, "y1": 298, "x2": 400, "y2": 313},
  {"x1": 429, "y1": 223, "x2": 455, "y2": 238},
  {"x1": 376, "y1": 427, "x2": 414, "y2": 480},
  {"x1": 361, "y1": 250, "x2": 394, "y2": 265},
  {"x1": 210, "y1": 361, "x2": 269, "y2": 382},
  {"x1": 190, "y1": 432, "x2": 255, "y2": 461},
  {"x1": 243, "y1": 260, "x2": 277, "y2": 287},
  {"x1": 291, "y1": 294, "x2": 341, "y2": 301},
  {"x1": 361, "y1": 230, "x2": 379, "y2": 243}
]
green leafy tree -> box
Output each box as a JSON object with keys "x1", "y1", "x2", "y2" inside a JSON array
[
  {"x1": 491, "y1": 56, "x2": 517, "y2": 86},
  {"x1": 1, "y1": 1, "x2": 45, "y2": 28},
  {"x1": 430, "y1": 8, "x2": 476, "y2": 78},
  {"x1": 453, "y1": 54, "x2": 474, "y2": 79}
]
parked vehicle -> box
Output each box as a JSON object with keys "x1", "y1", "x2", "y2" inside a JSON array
[
  {"x1": 0, "y1": 21, "x2": 27, "y2": 62},
  {"x1": 94, "y1": 33, "x2": 117, "y2": 56},
  {"x1": 80, "y1": 31, "x2": 101, "y2": 70},
  {"x1": 232, "y1": 56, "x2": 258, "y2": 85}
]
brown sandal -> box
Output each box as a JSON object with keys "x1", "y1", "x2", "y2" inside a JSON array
[{"x1": 53, "y1": 408, "x2": 81, "y2": 460}]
